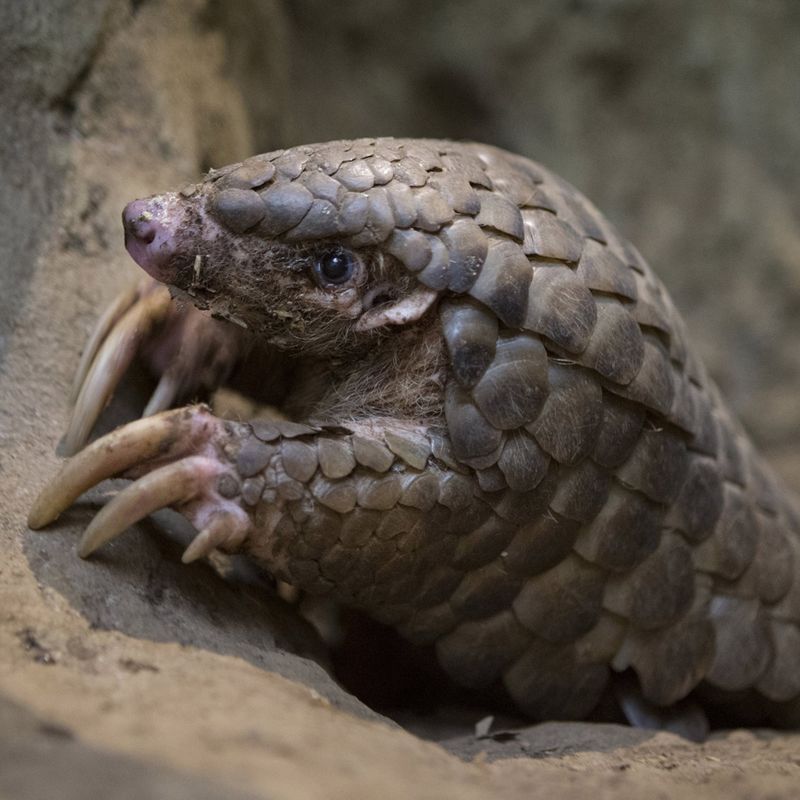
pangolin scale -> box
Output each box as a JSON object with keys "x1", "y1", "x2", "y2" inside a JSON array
[{"x1": 29, "y1": 138, "x2": 800, "y2": 727}]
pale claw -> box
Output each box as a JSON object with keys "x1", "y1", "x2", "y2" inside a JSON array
[
  {"x1": 30, "y1": 406, "x2": 253, "y2": 561},
  {"x1": 181, "y1": 512, "x2": 247, "y2": 563},
  {"x1": 29, "y1": 407, "x2": 214, "y2": 530},
  {"x1": 69, "y1": 282, "x2": 140, "y2": 406},
  {"x1": 77, "y1": 456, "x2": 212, "y2": 557},
  {"x1": 64, "y1": 282, "x2": 173, "y2": 455},
  {"x1": 65, "y1": 279, "x2": 244, "y2": 456},
  {"x1": 142, "y1": 372, "x2": 180, "y2": 417}
]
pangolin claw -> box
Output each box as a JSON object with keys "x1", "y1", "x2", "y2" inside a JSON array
[
  {"x1": 69, "y1": 281, "x2": 140, "y2": 406},
  {"x1": 64, "y1": 277, "x2": 242, "y2": 458},
  {"x1": 64, "y1": 280, "x2": 173, "y2": 456},
  {"x1": 28, "y1": 409, "x2": 200, "y2": 530},
  {"x1": 181, "y1": 512, "x2": 248, "y2": 564},
  {"x1": 142, "y1": 371, "x2": 180, "y2": 417},
  {"x1": 77, "y1": 456, "x2": 210, "y2": 558},
  {"x1": 29, "y1": 407, "x2": 249, "y2": 561}
]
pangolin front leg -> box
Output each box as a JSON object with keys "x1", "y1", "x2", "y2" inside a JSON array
[
  {"x1": 30, "y1": 403, "x2": 623, "y2": 718},
  {"x1": 31, "y1": 137, "x2": 800, "y2": 728}
]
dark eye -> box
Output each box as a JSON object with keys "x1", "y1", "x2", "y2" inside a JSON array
[{"x1": 313, "y1": 249, "x2": 356, "y2": 286}]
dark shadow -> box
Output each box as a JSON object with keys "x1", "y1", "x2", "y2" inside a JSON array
[{"x1": 440, "y1": 719, "x2": 658, "y2": 762}]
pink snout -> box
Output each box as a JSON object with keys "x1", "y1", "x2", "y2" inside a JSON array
[{"x1": 122, "y1": 196, "x2": 182, "y2": 283}]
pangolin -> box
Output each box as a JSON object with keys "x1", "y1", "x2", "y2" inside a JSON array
[{"x1": 29, "y1": 138, "x2": 800, "y2": 729}]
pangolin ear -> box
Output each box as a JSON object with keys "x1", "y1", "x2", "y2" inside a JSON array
[{"x1": 354, "y1": 285, "x2": 439, "y2": 332}]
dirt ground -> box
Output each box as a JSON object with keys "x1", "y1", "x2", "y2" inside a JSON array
[{"x1": 2, "y1": 2, "x2": 800, "y2": 798}]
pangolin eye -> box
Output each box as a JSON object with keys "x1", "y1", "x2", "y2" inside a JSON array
[{"x1": 313, "y1": 249, "x2": 356, "y2": 286}]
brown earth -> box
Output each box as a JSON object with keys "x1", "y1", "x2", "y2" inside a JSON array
[{"x1": 2, "y1": 2, "x2": 799, "y2": 798}]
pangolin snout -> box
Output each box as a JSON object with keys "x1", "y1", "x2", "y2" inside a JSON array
[
  {"x1": 122, "y1": 195, "x2": 183, "y2": 283},
  {"x1": 123, "y1": 199, "x2": 158, "y2": 244}
]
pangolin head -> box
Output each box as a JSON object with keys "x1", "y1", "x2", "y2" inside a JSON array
[{"x1": 122, "y1": 137, "x2": 528, "y2": 356}]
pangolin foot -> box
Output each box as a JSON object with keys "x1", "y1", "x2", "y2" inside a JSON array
[
  {"x1": 65, "y1": 278, "x2": 241, "y2": 456},
  {"x1": 29, "y1": 406, "x2": 252, "y2": 563}
]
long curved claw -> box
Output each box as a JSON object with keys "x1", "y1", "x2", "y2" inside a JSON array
[
  {"x1": 143, "y1": 371, "x2": 180, "y2": 417},
  {"x1": 181, "y1": 512, "x2": 248, "y2": 563},
  {"x1": 31, "y1": 404, "x2": 253, "y2": 562},
  {"x1": 181, "y1": 524, "x2": 220, "y2": 565},
  {"x1": 28, "y1": 408, "x2": 210, "y2": 530},
  {"x1": 63, "y1": 285, "x2": 173, "y2": 456},
  {"x1": 69, "y1": 282, "x2": 140, "y2": 406},
  {"x1": 77, "y1": 456, "x2": 214, "y2": 558}
]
